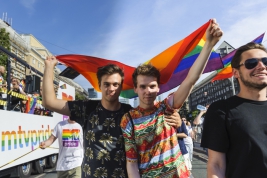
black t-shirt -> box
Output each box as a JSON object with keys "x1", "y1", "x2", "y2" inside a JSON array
[
  {"x1": 68, "y1": 100, "x2": 132, "y2": 178},
  {"x1": 201, "y1": 96, "x2": 267, "y2": 178}
]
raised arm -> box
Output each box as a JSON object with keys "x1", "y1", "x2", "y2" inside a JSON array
[
  {"x1": 173, "y1": 19, "x2": 223, "y2": 108},
  {"x1": 42, "y1": 56, "x2": 70, "y2": 116},
  {"x1": 193, "y1": 110, "x2": 206, "y2": 125}
]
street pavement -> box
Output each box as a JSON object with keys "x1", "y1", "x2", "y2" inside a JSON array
[
  {"x1": 191, "y1": 142, "x2": 208, "y2": 178},
  {"x1": 30, "y1": 142, "x2": 208, "y2": 178}
]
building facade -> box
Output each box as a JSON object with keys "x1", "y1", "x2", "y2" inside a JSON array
[
  {"x1": 188, "y1": 41, "x2": 238, "y2": 111},
  {"x1": 88, "y1": 88, "x2": 98, "y2": 99},
  {"x1": 188, "y1": 72, "x2": 239, "y2": 111},
  {"x1": 0, "y1": 17, "x2": 84, "y2": 94}
]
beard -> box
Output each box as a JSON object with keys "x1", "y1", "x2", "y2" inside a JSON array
[{"x1": 239, "y1": 70, "x2": 267, "y2": 90}]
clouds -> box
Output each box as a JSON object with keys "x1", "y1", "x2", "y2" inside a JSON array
[
  {"x1": 74, "y1": 0, "x2": 267, "y2": 93},
  {"x1": 20, "y1": 0, "x2": 37, "y2": 10},
  {"x1": 91, "y1": 1, "x2": 191, "y2": 67},
  {"x1": 219, "y1": 0, "x2": 267, "y2": 48},
  {"x1": 3, "y1": 0, "x2": 267, "y2": 93}
]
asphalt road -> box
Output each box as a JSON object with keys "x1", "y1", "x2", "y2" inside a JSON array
[
  {"x1": 30, "y1": 149, "x2": 208, "y2": 178},
  {"x1": 29, "y1": 167, "x2": 57, "y2": 178}
]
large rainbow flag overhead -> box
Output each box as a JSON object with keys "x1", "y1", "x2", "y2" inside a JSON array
[
  {"x1": 57, "y1": 20, "x2": 223, "y2": 99},
  {"x1": 212, "y1": 33, "x2": 265, "y2": 82}
]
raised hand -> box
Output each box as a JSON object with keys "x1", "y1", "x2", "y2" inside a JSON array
[
  {"x1": 206, "y1": 19, "x2": 223, "y2": 47},
  {"x1": 45, "y1": 56, "x2": 58, "y2": 68}
]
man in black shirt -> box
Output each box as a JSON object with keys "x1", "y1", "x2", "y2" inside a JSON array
[
  {"x1": 201, "y1": 42, "x2": 267, "y2": 177},
  {"x1": 42, "y1": 58, "x2": 181, "y2": 178}
]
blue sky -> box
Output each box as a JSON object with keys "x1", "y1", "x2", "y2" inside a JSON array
[{"x1": 1, "y1": 0, "x2": 267, "y2": 97}]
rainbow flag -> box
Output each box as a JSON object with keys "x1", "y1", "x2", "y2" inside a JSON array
[
  {"x1": 212, "y1": 33, "x2": 265, "y2": 82},
  {"x1": 60, "y1": 83, "x2": 67, "y2": 89},
  {"x1": 27, "y1": 97, "x2": 37, "y2": 114},
  {"x1": 57, "y1": 20, "x2": 223, "y2": 98},
  {"x1": 19, "y1": 79, "x2": 25, "y2": 88}
]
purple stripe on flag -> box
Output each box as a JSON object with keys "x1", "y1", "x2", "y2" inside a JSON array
[
  {"x1": 28, "y1": 98, "x2": 37, "y2": 114},
  {"x1": 159, "y1": 69, "x2": 188, "y2": 94},
  {"x1": 159, "y1": 56, "x2": 223, "y2": 95}
]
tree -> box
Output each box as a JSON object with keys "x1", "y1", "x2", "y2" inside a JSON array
[
  {"x1": 188, "y1": 110, "x2": 199, "y2": 122},
  {"x1": 179, "y1": 101, "x2": 189, "y2": 118},
  {"x1": 75, "y1": 91, "x2": 87, "y2": 100},
  {"x1": 0, "y1": 28, "x2": 10, "y2": 79}
]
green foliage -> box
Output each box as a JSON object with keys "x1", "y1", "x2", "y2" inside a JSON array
[
  {"x1": 75, "y1": 92, "x2": 87, "y2": 100},
  {"x1": 187, "y1": 110, "x2": 199, "y2": 122},
  {"x1": 0, "y1": 28, "x2": 10, "y2": 68},
  {"x1": 191, "y1": 110, "x2": 199, "y2": 119},
  {"x1": 179, "y1": 101, "x2": 189, "y2": 118}
]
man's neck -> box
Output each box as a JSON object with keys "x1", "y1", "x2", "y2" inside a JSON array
[
  {"x1": 67, "y1": 119, "x2": 76, "y2": 124},
  {"x1": 101, "y1": 99, "x2": 121, "y2": 111},
  {"x1": 238, "y1": 87, "x2": 267, "y2": 101},
  {"x1": 138, "y1": 103, "x2": 155, "y2": 110}
]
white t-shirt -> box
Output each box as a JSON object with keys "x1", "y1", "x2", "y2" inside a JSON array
[
  {"x1": 52, "y1": 120, "x2": 83, "y2": 171},
  {"x1": 184, "y1": 126, "x2": 193, "y2": 145}
]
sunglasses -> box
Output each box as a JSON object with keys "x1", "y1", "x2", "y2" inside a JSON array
[
  {"x1": 237, "y1": 57, "x2": 267, "y2": 69},
  {"x1": 182, "y1": 119, "x2": 187, "y2": 121}
]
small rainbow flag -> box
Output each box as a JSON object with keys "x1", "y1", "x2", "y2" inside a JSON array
[
  {"x1": 57, "y1": 20, "x2": 223, "y2": 98},
  {"x1": 19, "y1": 79, "x2": 25, "y2": 88},
  {"x1": 60, "y1": 84, "x2": 67, "y2": 89},
  {"x1": 212, "y1": 33, "x2": 265, "y2": 82}
]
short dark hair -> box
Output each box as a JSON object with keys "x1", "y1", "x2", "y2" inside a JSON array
[
  {"x1": 181, "y1": 115, "x2": 186, "y2": 119},
  {"x1": 231, "y1": 42, "x2": 267, "y2": 69},
  {"x1": 97, "y1": 64, "x2": 124, "y2": 87},
  {"x1": 132, "y1": 64, "x2": 160, "y2": 88}
]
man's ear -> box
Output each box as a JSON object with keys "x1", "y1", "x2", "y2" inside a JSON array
[
  {"x1": 233, "y1": 68, "x2": 239, "y2": 79},
  {"x1": 134, "y1": 87, "x2": 138, "y2": 94}
]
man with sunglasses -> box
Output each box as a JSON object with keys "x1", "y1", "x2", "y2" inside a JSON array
[{"x1": 201, "y1": 42, "x2": 267, "y2": 178}]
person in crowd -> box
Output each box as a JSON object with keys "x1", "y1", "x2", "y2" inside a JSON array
[
  {"x1": 0, "y1": 66, "x2": 6, "y2": 110},
  {"x1": 193, "y1": 106, "x2": 207, "y2": 126},
  {"x1": 32, "y1": 91, "x2": 44, "y2": 115},
  {"x1": 0, "y1": 66, "x2": 6, "y2": 87},
  {"x1": 10, "y1": 78, "x2": 26, "y2": 111},
  {"x1": 201, "y1": 42, "x2": 267, "y2": 177},
  {"x1": 184, "y1": 119, "x2": 194, "y2": 169},
  {"x1": 40, "y1": 119, "x2": 83, "y2": 178},
  {"x1": 193, "y1": 105, "x2": 209, "y2": 154},
  {"x1": 120, "y1": 19, "x2": 223, "y2": 177},
  {"x1": 42, "y1": 60, "x2": 181, "y2": 178},
  {"x1": 177, "y1": 117, "x2": 192, "y2": 173}
]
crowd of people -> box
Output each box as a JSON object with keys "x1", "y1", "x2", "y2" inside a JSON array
[
  {"x1": 0, "y1": 65, "x2": 52, "y2": 116},
  {"x1": 3, "y1": 17, "x2": 267, "y2": 178},
  {"x1": 40, "y1": 19, "x2": 223, "y2": 178}
]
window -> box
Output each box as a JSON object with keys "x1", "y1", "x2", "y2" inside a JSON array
[
  {"x1": 38, "y1": 62, "x2": 40, "y2": 68},
  {"x1": 33, "y1": 58, "x2": 35, "y2": 64}
]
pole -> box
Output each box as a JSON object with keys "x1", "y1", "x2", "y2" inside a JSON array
[
  {"x1": 6, "y1": 56, "x2": 11, "y2": 110},
  {"x1": 230, "y1": 76, "x2": 236, "y2": 95}
]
